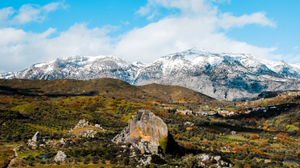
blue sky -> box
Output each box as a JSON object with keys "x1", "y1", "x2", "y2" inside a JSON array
[{"x1": 0, "y1": 0, "x2": 299, "y2": 72}]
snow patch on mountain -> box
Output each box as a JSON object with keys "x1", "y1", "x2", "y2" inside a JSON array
[{"x1": 1, "y1": 48, "x2": 300, "y2": 101}]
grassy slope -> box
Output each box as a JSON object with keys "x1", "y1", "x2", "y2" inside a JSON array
[
  {"x1": 138, "y1": 83, "x2": 214, "y2": 103},
  {"x1": 0, "y1": 78, "x2": 145, "y2": 96},
  {"x1": 1, "y1": 78, "x2": 300, "y2": 167}
]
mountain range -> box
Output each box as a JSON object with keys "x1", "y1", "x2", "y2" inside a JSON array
[{"x1": 1, "y1": 48, "x2": 300, "y2": 101}]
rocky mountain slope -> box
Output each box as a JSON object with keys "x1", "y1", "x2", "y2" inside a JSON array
[{"x1": 1, "y1": 48, "x2": 300, "y2": 101}]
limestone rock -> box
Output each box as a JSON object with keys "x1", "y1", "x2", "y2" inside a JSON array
[
  {"x1": 113, "y1": 110, "x2": 168, "y2": 154},
  {"x1": 230, "y1": 131, "x2": 237, "y2": 135},
  {"x1": 214, "y1": 156, "x2": 221, "y2": 161},
  {"x1": 195, "y1": 154, "x2": 232, "y2": 167},
  {"x1": 60, "y1": 138, "x2": 65, "y2": 145},
  {"x1": 54, "y1": 150, "x2": 67, "y2": 162},
  {"x1": 112, "y1": 126, "x2": 130, "y2": 144},
  {"x1": 32, "y1": 131, "x2": 40, "y2": 142},
  {"x1": 69, "y1": 119, "x2": 105, "y2": 138},
  {"x1": 27, "y1": 131, "x2": 41, "y2": 148},
  {"x1": 73, "y1": 119, "x2": 90, "y2": 129},
  {"x1": 95, "y1": 124, "x2": 102, "y2": 128}
]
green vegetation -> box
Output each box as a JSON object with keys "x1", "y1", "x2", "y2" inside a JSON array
[
  {"x1": 0, "y1": 78, "x2": 300, "y2": 167},
  {"x1": 158, "y1": 136, "x2": 168, "y2": 155}
]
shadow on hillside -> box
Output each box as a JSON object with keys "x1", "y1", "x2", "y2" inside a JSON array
[{"x1": 0, "y1": 85, "x2": 98, "y2": 97}]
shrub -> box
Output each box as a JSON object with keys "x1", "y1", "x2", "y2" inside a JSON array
[
  {"x1": 151, "y1": 154, "x2": 167, "y2": 164},
  {"x1": 84, "y1": 157, "x2": 90, "y2": 164},
  {"x1": 249, "y1": 134, "x2": 259, "y2": 140}
]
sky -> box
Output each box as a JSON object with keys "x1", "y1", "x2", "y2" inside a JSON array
[{"x1": 0, "y1": 0, "x2": 300, "y2": 72}]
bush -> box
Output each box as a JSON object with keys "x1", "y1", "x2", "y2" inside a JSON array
[
  {"x1": 249, "y1": 134, "x2": 259, "y2": 140},
  {"x1": 83, "y1": 157, "x2": 90, "y2": 164},
  {"x1": 151, "y1": 154, "x2": 167, "y2": 164},
  {"x1": 123, "y1": 157, "x2": 129, "y2": 165}
]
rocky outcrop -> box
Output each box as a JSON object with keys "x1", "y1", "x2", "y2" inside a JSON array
[
  {"x1": 73, "y1": 119, "x2": 90, "y2": 129},
  {"x1": 113, "y1": 110, "x2": 168, "y2": 154},
  {"x1": 31, "y1": 131, "x2": 40, "y2": 142},
  {"x1": 69, "y1": 119, "x2": 105, "y2": 138},
  {"x1": 60, "y1": 138, "x2": 65, "y2": 145},
  {"x1": 3, "y1": 49, "x2": 300, "y2": 101},
  {"x1": 54, "y1": 150, "x2": 67, "y2": 162},
  {"x1": 27, "y1": 131, "x2": 41, "y2": 148},
  {"x1": 112, "y1": 126, "x2": 130, "y2": 144}
]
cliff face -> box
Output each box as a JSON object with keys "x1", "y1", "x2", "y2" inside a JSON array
[{"x1": 113, "y1": 110, "x2": 168, "y2": 154}]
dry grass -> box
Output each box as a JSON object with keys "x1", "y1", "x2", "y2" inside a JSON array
[{"x1": 0, "y1": 150, "x2": 14, "y2": 168}]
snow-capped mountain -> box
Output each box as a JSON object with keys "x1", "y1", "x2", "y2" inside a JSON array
[{"x1": 1, "y1": 48, "x2": 300, "y2": 101}]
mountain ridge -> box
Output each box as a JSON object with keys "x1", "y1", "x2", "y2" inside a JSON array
[{"x1": 1, "y1": 48, "x2": 300, "y2": 101}]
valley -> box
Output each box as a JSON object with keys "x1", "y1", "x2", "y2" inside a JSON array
[{"x1": 0, "y1": 78, "x2": 300, "y2": 167}]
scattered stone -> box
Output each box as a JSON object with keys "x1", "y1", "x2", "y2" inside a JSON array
[
  {"x1": 54, "y1": 150, "x2": 67, "y2": 162},
  {"x1": 60, "y1": 138, "x2": 65, "y2": 145},
  {"x1": 73, "y1": 119, "x2": 90, "y2": 129},
  {"x1": 69, "y1": 119, "x2": 105, "y2": 138},
  {"x1": 138, "y1": 154, "x2": 152, "y2": 165},
  {"x1": 193, "y1": 154, "x2": 232, "y2": 167},
  {"x1": 94, "y1": 124, "x2": 101, "y2": 128},
  {"x1": 27, "y1": 131, "x2": 41, "y2": 148},
  {"x1": 214, "y1": 156, "x2": 221, "y2": 161},
  {"x1": 230, "y1": 131, "x2": 236, "y2": 135}
]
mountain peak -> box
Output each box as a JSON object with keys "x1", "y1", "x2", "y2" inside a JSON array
[{"x1": 1, "y1": 49, "x2": 300, "y2": 101}]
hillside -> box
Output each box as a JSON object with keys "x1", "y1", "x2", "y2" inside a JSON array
[
  {"x1": 138, "y1": 83, "x2": 214, "y2": 103},
  {"x1": 2, "y1": 48, "x2": 300, "y2": 101},
  {"x1": 0, "y1": 78, "x2": 300, "y2": 167},
  {"x1": 0, "y1": 78, "x2": 144, "y2": 96},
  {"x1": 0, "y1": 78, "x2": 214, "y2": 104}
]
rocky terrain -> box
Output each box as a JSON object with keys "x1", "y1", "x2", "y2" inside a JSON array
[
  {"x1": 1, "y1": 48, "x2": 300, "y2": 100},
  {"x1": 113, "y1": 110, "x2": 168, "y2": 154},
  {"x1": 1, "y1": 78, "x2": 299, "y2": 167}
]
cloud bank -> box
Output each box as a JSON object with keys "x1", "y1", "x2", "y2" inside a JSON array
[{"x1": 0, "y1": 0, "x2": 285, "y2": 72}]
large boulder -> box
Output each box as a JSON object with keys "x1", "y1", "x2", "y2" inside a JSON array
[{"x1": 113, "y1": 110, "x2": 168, "y2": 154}]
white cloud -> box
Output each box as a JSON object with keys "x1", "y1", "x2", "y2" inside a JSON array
[
  {"x1": 117, "y1": 0, "x2": 278, "y2": 62},
  {"x1": 283, "y1": 54, "x2": 300, "y2": 64},
  {"x1": 136, "y1": 0, "x2": 212, "y2": 17},
  {"x1": 0, "y1": 0, "x2": 286, "y2": 72},
  {"x1": 42, "y1": 2, "x2": 68, "y2": 12},
  {"x1": 13, "y1": 4, "x2": 41, "y2": 24},
  {"x1": 113, "y1": 16, "x2": 277, "y2": 63},
  {"x1": 219, "y1": 12, "x2": 276, "y2": 29},
  {"x1": 293, "y1": 46, "x2": 299, "y2": 50},
  {"x1": 0, "y1": 23, "x2": 116, "y2": 72},
  {"x1": 0, "y1": 7, "x2": 14, "y2": 22},
  {"x1": 122, "y1": 21, "x2": 130, "y2": 25},
  {"x1": 0, "y1": 1, "x2": 67, "y2": 25}
]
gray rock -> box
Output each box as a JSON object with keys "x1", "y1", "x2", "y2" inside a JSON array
[
  {"x1": 54, "y1": 150, "x2": 67, "y2": 162},
  {"x1": 112, "y1": 126, "x2": 130, "y2": 144},
  {"x1": 73, "y1": 119, "x2": 90, "y2": 129},
  {"x1": 112, "y1": 110, "x2": 168, "y2": 154},
  {"x1": 60, "y1": 138, "x2": 65, "y2": 145},
  {"x1": 230, "y1": 131, "x2": 237, "y2": 135},
  {"x1": 214, "y1": 156, "x2": 221, "y2": 161},
  {"x1": 32, "y1": 131, "x2": 40, "y2": 142},
  {"x1": 2, "y1": 49, "x2": 300, "y2": 101},
  {"x1": 69, "y1": 119, "x2": 105, "y2": 138}
]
